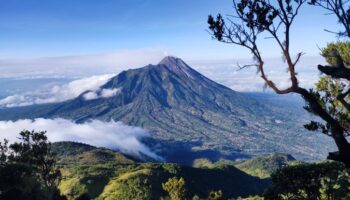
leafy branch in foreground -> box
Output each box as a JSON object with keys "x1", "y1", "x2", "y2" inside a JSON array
[
  {"x1": 264, "y1": 162, "x2": 350, "y2": 200},
  {"x1": 0, "y1": 130, "x2": 65, "y2": 200},
  {"x1": 162, "y1": 177, "x2": 187, "y2": 200}
]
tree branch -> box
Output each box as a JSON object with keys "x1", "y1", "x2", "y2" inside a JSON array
[{"x1": 318, "y1": 64, "x2": 350, "y2": 80}]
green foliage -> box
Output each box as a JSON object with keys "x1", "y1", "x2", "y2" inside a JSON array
[
  {"x1": 59, "y1": 177, "x2": 87, "y2": 200},
  {"x1": 193, "y1": 153, "x2": 297, "y2": 179},
  {"x1": 101, "y1": 175, "x2": 152, "y2": 200},
  {"x1": 0, "y1": 163, "x2": 45, "y2": 200},
  {"x1": 321, "y1": 42, "x2": 350, "y2": 67},
  {"x1": 304, "y1": 42, "x2": 350, "y2": 137},
  {"x1": 305, "y1": 77, "x2": 350, "y2": 135},
  {"x1": 162, "y1": 163, "x2": 181, "y2": 174},
  {"x1": 237, "y1": 196, "x2": 264, "y2": 200},
  {"x1": 264, "y1": 162, "x2": 350, "y2": 200},
  {"x1": 192, "y1": 158, "x2": 215, "y2": 169},
  {"x1": 76, "y1": 193, "x2": 91, "y2": 200},
  {"x1": 192, "y1": 195, "x2": 200, "y2": 200},
  {"x1": 234, "y1": 153, "x2": 297, "y2": 178},
  {"x1": 0, "y1": 139, "x2": 8, "y2": 165},
  {"x1": 162, "y1": 177, "x2": 187, "y2": 200},
  {"x1": 11, "y1": 130, "x2": 61, "y2": 193},
  {"x1": 0, "y1": 130, "x2": 65, "y2": 200},
  {"x1": 58, "y1": 155, "x2": 268, "y2": 199},
  {"x1": 54, "y1": 142, "x2": 268, "y2": 199},
  {"x1": 51, "y1": 141, "x2": 134, "y2": 165},
  {"x1": 208, "y1": 190, "x2": 223, "y2": 200}
]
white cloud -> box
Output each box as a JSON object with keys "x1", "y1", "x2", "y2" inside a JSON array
[
  {"x1": 0, "y1": 55, "x2": 327, "y2": 107},
  {"x1": 101, "y1": 88, "x2": 120, "y2": 98},
  {"x1": 0, "y1": 118, "x2": 163, "y2": 161},
  {"x1": 0, "y1": 74, "x2": 115, "y2": 107},
  {"x1": 83, "y1": 91, "x2": 99, "y2": 101},
  {"x1": 83, "y1": 88, "x2": 121, "y2": 100}
]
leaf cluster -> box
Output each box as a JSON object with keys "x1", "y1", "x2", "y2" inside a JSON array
[
  {"x1": 264, "y1": 162, "x2": 350, "y2": 200},
  {"x1": 0, "y1": 130, "x2": 64, "y2": 200}
]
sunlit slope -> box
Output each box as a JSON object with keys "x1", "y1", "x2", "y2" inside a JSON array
[{"x1": 54, "y1": 142, "x2": 268, "y2": 200}]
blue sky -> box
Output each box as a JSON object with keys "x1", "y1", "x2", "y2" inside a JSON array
[
  {"x1": 0, "y1": 0, "x2": 342, "y2": 94},
  {"x1": 0, "y1": 0, "x2": 342, "y2": 60}
]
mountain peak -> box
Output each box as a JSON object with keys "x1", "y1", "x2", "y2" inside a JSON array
[
  {"x1": 159, "y1": 56, "x2": 186, "y2": 66},
  {"x1": 157, "y1": 56, "x2": 199, "y2": 80}
]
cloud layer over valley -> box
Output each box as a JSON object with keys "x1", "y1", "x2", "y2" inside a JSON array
[
  {"x1": 0, "y1": 118, "x2": 162, "y2": 160},
  {"x1": 0, "y1": 74, "x2": 115, "y2": 107}
]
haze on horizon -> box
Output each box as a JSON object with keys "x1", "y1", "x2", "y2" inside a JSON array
[{"x1": 0, "y1": 0, "x2": 343, "y2": 93}]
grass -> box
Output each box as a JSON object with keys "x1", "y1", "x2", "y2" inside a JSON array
[
  {"x1": 233, "y1": 153, "x2": 297, "y2": 178},
  {"x1": 59, "y1": 177, "x2": 87, "y2": 200},
  {"x1": 117, "y1": 169, "x2": 152, "y2": 181}
]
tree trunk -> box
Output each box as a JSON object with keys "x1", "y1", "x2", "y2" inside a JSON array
[{"x1": 296, "y1": 87, "x2": 350, "y2": 166}]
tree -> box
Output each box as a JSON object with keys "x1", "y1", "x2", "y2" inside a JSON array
[
  {"x1": 263, "y1": 162, "x2": 350, "y2": 200},
  {"x1": 307, "y1": 0, "x2": 350, "y2": 164},
  {"x1": 237, "y1": 196, "x2": 264, "y2": 200},
  {"x1": 0, "y1": 163, "x2": 45, "y2": 200},
  {"x1": 192, "y1": 195, "x2": 200, "y2": 200},
  {"x1": 309, "y1": 0, "x2": 350, "y2": 38},
  {"x1": 0, "y1": 139, "x2": 8, "y2": 165},
  {"x1": 0, "y1": 130, "x2": 64, "y2": 200},
  {"x1": 208, "y1": 0, "x2": 350, "y2": 166},
  {"x1": 162, "y1": 177, "x2": 187, "y2": 200},
  {"x1": 76, "y1": 193, "x2": 91, "y2": 200},
  {"x1": 304, "y1": 42, "x2": 350, "y2": 148},
  {"x1": 113, "y1": 176, "x2": 152, "y2": 200},
  {"x1": 208, "y1": 190, "x2": 223, "y2": 200}
]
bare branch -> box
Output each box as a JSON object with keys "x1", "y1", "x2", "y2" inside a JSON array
[
  {"x1": 293, "y1": 52, "x2": 306, "y2": 66},
  {"x1": 310, "y1": 0, "x2": 350, "y2": 37},
  {"x1": 236, "y1": 63, "x2": 259, "y2": 71},
  {"x1": 209, "y1": 0, "x2": 350, "y2": 165}
]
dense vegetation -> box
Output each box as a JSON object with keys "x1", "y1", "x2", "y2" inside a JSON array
[
  {"x1": 264, "y1": 162, "x2": 350, "y2": 200},
  {"x1": 2, "y1": 132, "x2": 349, "y2": 200},
  {"x1": 0, "y1": 130, "x2": 65, "y2": 200},
  {"x1": 55, "y1": 142, "x2": 350, "y2": 200},
  {"x1": 53, "y1": 142, "x2": 268, "y2": 199},
  {"x1": 233, "y1": 153, "x2": 299, "y2": 178},
  {"x1": 193, "y1": 153, "x2": 298, "y2": 179}
]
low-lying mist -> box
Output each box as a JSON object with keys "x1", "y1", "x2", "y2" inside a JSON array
[{"x1": 0, "y1": 118, "x2": 163, "y2": 161}]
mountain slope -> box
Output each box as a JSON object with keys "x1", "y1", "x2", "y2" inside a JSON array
[
  {"x1": 0, "y1": 56, "x2": 332, "y2": 162},
  {"x1": 51, "y1": 142, "x2": 135, "y2": 165},
  {"x1": 233, "y1": 153, "x2": 300, "y2": 178},
  {"x1": 60, "y1": 163, "x2": 269, "y2": 199},
  {"x1": 55, "y1": 142, "x2": 268, "y2": 200}
]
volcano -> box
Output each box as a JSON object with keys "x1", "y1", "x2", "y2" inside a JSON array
[{"x1": 0, "y1": 56, "x2": 332, "y2": 163}]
